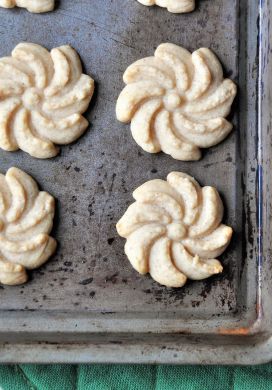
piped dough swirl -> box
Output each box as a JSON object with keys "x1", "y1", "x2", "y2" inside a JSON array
[
  {"x1": 0, "y1": 43, "x2": 94, "y2": 158},
  {"x1": 116, "y1": 43, "x2": 237, "y2": 161},
  {"x1": 0, "y1": 167, "x2": 56, "y2": 285},
  {"x1": 116, "y1": 172, "x2": 233, "y2": 288},
  {"x1": 137, "y1": 0, "x2": 195, "y2": 13},
  {"x1": 0, "y1": 0, "x2": 54, "y2": 13}
]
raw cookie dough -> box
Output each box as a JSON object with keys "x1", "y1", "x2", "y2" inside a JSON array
[
  {"x1": 137, "y1": 0, "x2": 195, "y2": 13},
  {"x1": 0, "y1": 43, "x2": 94, "y2": 158},
  {"x1": 0, "y1": 167, "x2": 56, "y2": 285},
  {"x1": 116, "y1": 172, "x2": 233, "y2": 288},
  {"x1": 0, "y1": 0, "x2": 54, "y2": 12},
  {"x1": 116, "y1": 43, "x2": 237, "y2": 161}
]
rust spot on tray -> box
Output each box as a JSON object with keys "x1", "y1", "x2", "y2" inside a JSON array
[
  {"x1": 218, "y1": 327, "x2": 251, "y2": 336},
  {"x1": 256, "y1": 302, "x2": 263, "y2": 320}
]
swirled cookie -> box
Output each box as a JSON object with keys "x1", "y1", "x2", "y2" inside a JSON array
[
  {"x1": 137, "y1": 0, "x2": 195, "y2": 13},
  {"x1": 0, "y1": 0, "x2": 54, "y2": 12},
  {"x1": 116, "y1": 43, "x2": 237, "y2": 161},
  {"x1": 0, "y1": 43, "x2": 94, "y2": 158},
  {"x1": 0, "y1": 167, "x2": 56, "y2": 285},
  {"x1": 116, "y1": 172, "x2": 233, "y2": 288}
]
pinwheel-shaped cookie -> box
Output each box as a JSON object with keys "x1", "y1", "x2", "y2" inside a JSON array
[
  {"x1": 0, "y1": 0, "x2": 54, "y2": 12},
  {"x1": 137, "y1": 0, "x2": 195, "y2": 13},
  {"x1": 0, "y1": 167, "x2": 56, "y2": 285},
  {"x1": 0, "y1": 43, "x2": 94, "y2": 158},
  {"x1": 116, "y1": 43, "x2": 237, "y2": 161},
  {"x1": 116, "y1": 172, "x2": 233, "y2": 287}
]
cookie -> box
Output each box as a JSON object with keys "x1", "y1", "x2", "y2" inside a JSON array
[
  {"x1": 116, "y1": 172, "x2": 232, "y2": 288},
  {"x1": 116, "y1": 43, "x2": 237, "y2": 161},
  {"x1": 0, "y1": 0, "x2": 54, "y2": 12},
  {"x1": 137, "y1": 0, "x2": 195, "y2": 13},
  {"x1": 0, "y1": 167, "x2": 56, "y2": 285},
  {"x1": 0, "y1": 43, "x2": 94, "y2": 158}
]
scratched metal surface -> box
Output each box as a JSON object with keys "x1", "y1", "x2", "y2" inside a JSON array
[{"x1": 0, "y1": 0, "x2": 270, "y2": 364}]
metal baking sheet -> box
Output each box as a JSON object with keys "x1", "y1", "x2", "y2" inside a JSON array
[{"x1": 0, "y1": 0, "x2": 271, "y2": 364}]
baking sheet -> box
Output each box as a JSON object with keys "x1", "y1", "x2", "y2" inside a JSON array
[{"x1": 0, "y1": 0, "x2": 271, "y2": 364}]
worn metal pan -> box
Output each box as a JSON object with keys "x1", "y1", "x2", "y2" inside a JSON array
[{"x1": 0, "y1": 0, "x2": 271, "y2": 364}]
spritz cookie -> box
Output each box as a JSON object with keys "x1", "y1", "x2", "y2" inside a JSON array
[
  {"x1": 0, "y1": 0, "x2": 54, "y2": 13},
  {"x1": 0, "y1": 168, "x2": 56, "y2": 285},
  {"x1": 117, "y1": 172, "x2": 233, "y2": 288},
  {"x1": 116, "y1": 43, "x2": 237, "y2": 161},
  {"x1": 137, "y1": 0, "x2": 195, "y2": 13},
  {"x1": 0, "y1": 43, "x2": 94, "y2": 158}
]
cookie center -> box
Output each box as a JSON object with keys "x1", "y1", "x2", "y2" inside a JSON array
[
  {"x1": 167, "y1": 222, "x2": 187, "y2": 241},
  {"x1": 163, "y1": 90, "x2": 182, "y2": 111},
  {"x1": 22, "y1": 88, "x2": 41, "y2": 109}
]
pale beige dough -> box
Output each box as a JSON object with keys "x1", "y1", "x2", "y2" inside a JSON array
[
  {"x1": 0, "y1": 167, "x2": 56, "y2": 285},
  {"x1": 116, "y1": 172, "x2": 233, "y2": 288},
  {"x1": 116, "y1": 43, "x2": 237, "y2": 161},
  {"x1": 0, "y1": 0, "x2": 54, "y2": 12},
  {"x1": 137, "y1": 0, "x2": 195, "y2": 13},
  {"x1": 0, "y1": 43, "x2": 94, "y2": 158}
]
